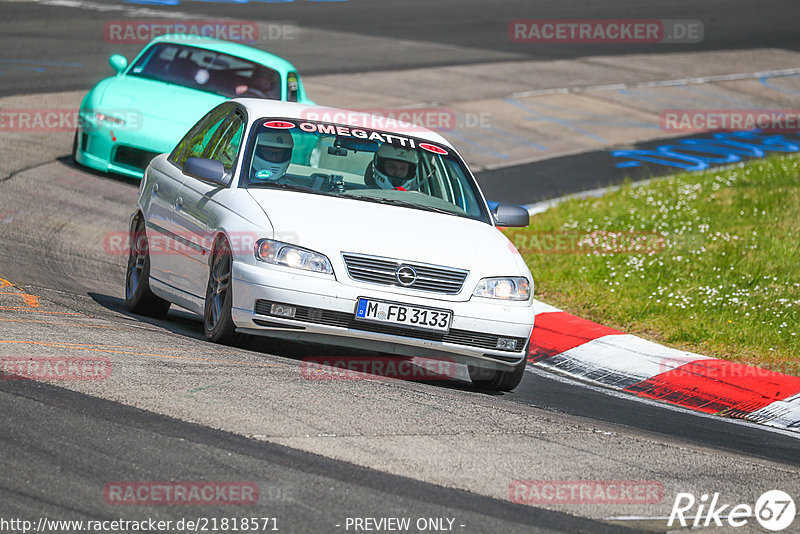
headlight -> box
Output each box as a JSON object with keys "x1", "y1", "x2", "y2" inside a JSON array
[
  {"x1": 255, "y1": 239, "x2": 333, "y2": 275},
  {"x1": 473, "y1": 277, "x2": 531, "y2": 301},
  {"x1": 95, "y1": 112, "x2": 126, "y2": 125}
]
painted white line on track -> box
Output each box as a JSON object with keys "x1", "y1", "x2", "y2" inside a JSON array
[
  {"x1": 21, "y1": 0, "x2": 196, "y2": 19},
  {"x1": 524, "y1": 365, "x2": 800, "y2": 440},
  {"x1": 748, "y1": 393, "x2": 800, "y2": 429},
  {"x1": 524, "y1": 160, "x2": 749, "y2": 215},
  {"x1": 512, "y1": 67, "x2": 800, "y2": 98},
  {"x1": 542, "y1": 334, "x2": 711, "y2": 389},
  {"x1": 525, "y1": 177, "x2": 663, "y2": 215},
  {"x1": 532, "y1": 299, "x2": 561, "y2": 315}
]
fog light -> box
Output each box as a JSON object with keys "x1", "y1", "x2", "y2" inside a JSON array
[
  {"x1": 270, "y1": 304, "x2": 296, "y2": 318},
  {"x1": 496, "y1": 338, "x2": 517, "y2": 351}
]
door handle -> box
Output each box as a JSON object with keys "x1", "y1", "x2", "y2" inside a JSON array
[{"x1": 175, "y1": 196, "x2": 183, "y2": 210}]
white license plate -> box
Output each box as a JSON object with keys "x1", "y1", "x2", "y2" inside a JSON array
[{"x1": 355, "y1": 298, "x2": 452, "y2": 333}]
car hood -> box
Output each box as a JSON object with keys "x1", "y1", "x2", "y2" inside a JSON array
[
  {"x1": 246, "y1": 190, "x2": 526, "y2": 278},
  {"x1": 98, "y1": 75, "x2": 225, "y2": 120},
  {"x1": 93, "y1": 75, "x2": 226, "y2": 150}
]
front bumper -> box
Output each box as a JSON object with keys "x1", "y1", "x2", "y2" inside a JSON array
[
  {"x1": 231, "y1": 262, "x2": 534, "y2": 371},
  {"x1": 74, "y1": 125, "x2": 158, "y2": 179},
  {"x1": 74, "y1": 112, "x2": 186, "y2": 179}
]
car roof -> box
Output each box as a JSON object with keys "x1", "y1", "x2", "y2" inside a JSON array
[
  {"x1": 232, "y1": 99, "x2": 455, "y2": 148},
  {"x1": 148, "y1": 34, "x2": 298, "y2": 74}
]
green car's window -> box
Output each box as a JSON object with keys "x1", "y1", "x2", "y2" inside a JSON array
[
  {"x1": 206, "y1": 111, "x2": 245, "y2": 171},
  {"x1": 286, "y1": 72, "x2": 299, "y2": 102},
  {"x1": 170, "y1": 105, "x2": 231, "y2": 169},
  {"x1": 128, "y1": 43, "x2": 282, "y2": 100}
]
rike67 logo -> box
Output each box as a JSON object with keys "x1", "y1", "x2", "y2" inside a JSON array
[{"x1": 669, "y1": 490, "x2": 796, "y2": 531}]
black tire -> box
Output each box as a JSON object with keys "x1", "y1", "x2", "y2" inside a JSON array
[
  {"x1": 125, "y1": 217, "x2": 171, "y2": 319},
  {"x1": 204, "y1": 237, "x2": 237, "y2": 344},
  {"x1": 468, "y1": 358, "x2": 527, "y2": 392},
  {"x1": 72, "y1": 129, "x2": 78, "y2": 161}
]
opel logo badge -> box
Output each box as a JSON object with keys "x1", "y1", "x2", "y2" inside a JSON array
[{"x1": 395, "y1": 266, "x2": 417, "y2": 286}]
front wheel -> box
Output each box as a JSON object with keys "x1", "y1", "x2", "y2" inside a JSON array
[
  {"x1": 468, "y1": 358, "x2": 527, "y2": 392},
  {"x1": 125, "y1": 217, "x2": 171, "y2": 319},
  {"x1": 204, "y1": 237, "x2": 237, "y2": 344}
]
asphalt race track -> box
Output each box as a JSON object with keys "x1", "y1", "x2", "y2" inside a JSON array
[
  {"x1": 2, "y1": 1, "x2": 800, "y2": 533},
  {"x1": 3, "y1": 0, "x2": 800, "y2": 96}
]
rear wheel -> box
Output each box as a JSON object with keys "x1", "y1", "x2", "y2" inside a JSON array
[
  {"x1": 125, "y1": 217, "x2": 171, "y2": 319},
  {"x1": 468, "y1": 358, "x2": 527, "y2": 392},
  {"x1": 204, "y1": 237, "x2": 237, "y2": 344}
]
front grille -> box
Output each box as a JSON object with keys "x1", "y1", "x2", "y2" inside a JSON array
[
  {"x1": 254, "y1": 299, "x2": 525, "y2": 353},
  {"x1": 342, "y1": 253, "x2": 468, "y2": 295},
  {"x1": 113, "y1": 146, "x2": 160, "y2": 171}
]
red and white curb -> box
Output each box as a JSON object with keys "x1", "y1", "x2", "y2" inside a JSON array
[{"x1": 527, "y1": 301, "x2": 800, "y2": 433}]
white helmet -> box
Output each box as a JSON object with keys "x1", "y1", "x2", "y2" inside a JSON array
[
  {"x1": 252, "y1": 130, "x2": 294, "y2": 181},
  {"x1": 373, "y1": 144, "x2": 418, "y2": 190}
]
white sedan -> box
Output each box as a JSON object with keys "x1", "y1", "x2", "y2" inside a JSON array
[{"x1": 126, "y1": 99, "x2": 535, "y2": 391}]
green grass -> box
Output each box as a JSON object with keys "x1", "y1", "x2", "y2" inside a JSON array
[{"x1": 505, "y1": 154, "x2": 800, "y2": 373}]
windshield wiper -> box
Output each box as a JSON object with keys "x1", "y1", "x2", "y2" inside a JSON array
[
  {"x1": 345, "y1": 195, "x2": 457, "y2": 216},
  {"x1": 247, "y1": 182, "x2": 333, "y2": 196},
  {"x1": 247, "y1": 185, "x2": 460, "y2": 215}
]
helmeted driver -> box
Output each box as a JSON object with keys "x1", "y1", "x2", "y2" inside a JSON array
[
  {"x1": 372, "y1": 144, "x2": 419, "y2": 191},
  {"x1": 251, "y1": 130, "x2": 293, "y2": 181}
]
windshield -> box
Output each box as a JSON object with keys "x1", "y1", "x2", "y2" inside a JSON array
[
  {"x1": 241, "y1": 119, "x2": 490, "y2": 223},
  {"x1": 127, "y1": 43, "x2": 281, "y2": 99}
]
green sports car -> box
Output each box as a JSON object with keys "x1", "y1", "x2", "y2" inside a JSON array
[{"x1": 74, "y1": 34, "x2": 313, "y2": 179}]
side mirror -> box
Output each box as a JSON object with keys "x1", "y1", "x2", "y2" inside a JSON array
[
  {"x1": 110, "y1": 54, "x2": 128, "y2": 75},
  {"x1": 184, "y1": 158, "x2": 229, "y2": 187},
  {"x1": 489, "y1": 201, "x2": 530, "y2": 227}
]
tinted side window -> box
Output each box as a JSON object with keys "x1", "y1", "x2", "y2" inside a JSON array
[
  {"x1": 169, "y1": 105, "x2": 232, "y2": 168},
  {"x1": 286, "y1": 72, "x2": 299, "y2": 102},
  {"x1": 206, "y1": 111, "x2": 245, "y2": 172}
]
